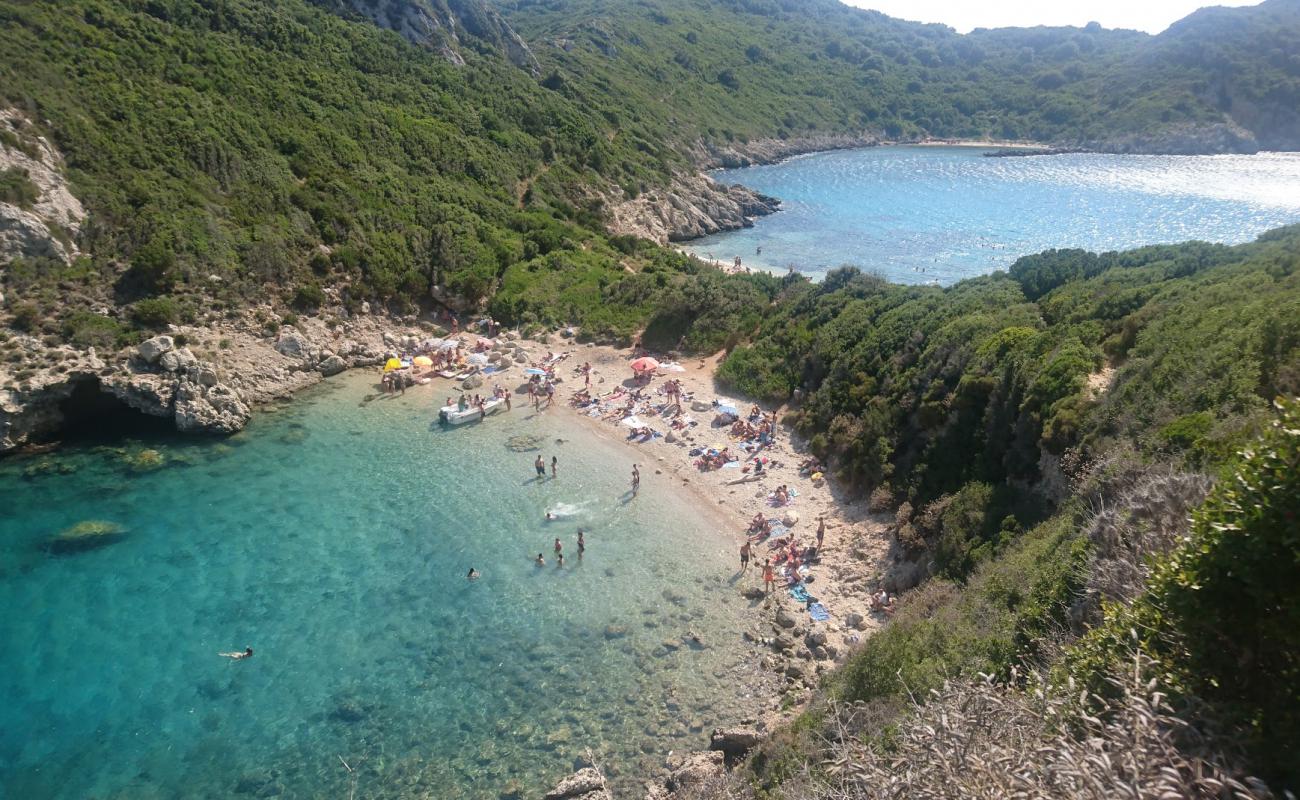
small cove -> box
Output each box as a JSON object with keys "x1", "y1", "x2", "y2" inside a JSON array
[
  {"x1": 0, "y1": 373, "x2": 769, "y2": 798},
  {"x1": 682, "y1": 146, "x2": 1300, "y2": 283}
]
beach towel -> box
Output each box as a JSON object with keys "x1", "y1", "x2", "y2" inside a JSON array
[
  {"x1": 789, "y1": 584, "x2": 811, "y2": 603},
  {"x1": 808, "y1": 602, "x2": 830, "y2": 622},
  {"x1": 721, "y1": 461, "x2": 741, "y2": 469}
]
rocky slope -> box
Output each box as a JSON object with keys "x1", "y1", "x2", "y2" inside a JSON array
[
  {"x1": 0, "y1": 108, "x2": 84, "y2": 265},
  {"x1": 0, "y1": 310, "x2": 415, "y2": 454},
  {"x1": 606, "y1": 174, "x2": 780, "y2": 245},
  {"x1": 311, "y1": 0, "x2": 538, "y2": 72}
]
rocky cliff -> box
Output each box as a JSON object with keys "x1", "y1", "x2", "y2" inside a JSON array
[
  {"x1": 312, "y1": 0, "x2": 538, "y2": 73},
  {"x1": 0, "y1": 311, "x2": 416, "y2": 454},
  {"x1": 0, "y1": 108, "x2": 85, "y2": 265},
  {"x1": 606, "y1": 174, "x2": 780, "y2": 245}
]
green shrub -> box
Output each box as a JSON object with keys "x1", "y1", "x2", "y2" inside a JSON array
[
  {"x1": 9, "y1": 302, "x2": 41, "y2": 332},
  {"x1": 62, "y1": 311, "x2": 125, "y2": 350},
  {"x1": 291, "y1": 283, "x2": 325, "y2": 310},
  {"x1": 0, "y1": 166, "x2": 40, "y2": 208},
  {"x1": 129, "y1": 297, "x2": 178, "y2": 329}
]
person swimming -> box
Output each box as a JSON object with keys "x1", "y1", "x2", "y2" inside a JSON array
[
  {"x1": 220, "y1": 647, "x2": 253, "y2": 660},
  {"x1": 535, "y1": 553, "x2": 545, "y2": 566},
  {"x1": 467, "y1": 568, "x2": 480, "y2": 580},
  {"x1": 556, "y1": 552, "x2": 565, "y2": 567},
  {"x1": 545, "y1": 512, "x2": 557, "y2": 521}
]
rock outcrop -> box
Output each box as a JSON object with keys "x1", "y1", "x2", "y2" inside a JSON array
[
  {"x1": 319, "y1": 0, "x2": 538, "y2": 73},
  {"x1": 0, "y1": 108, "x2": 86, "y2": 264},
  {"x1": 1083, "y1": 119, "x2": 1260, "y2": 155},
  {"x1": 543, "y1": 766, "x2": 612, "y2": 800},
  {"x1": 709, "y1": 725, "x2": 764, "y2": 759},
  {"x1": 0, "y1": 310, "x2": 401, "y2": 453},
  {"x1": 607, "y1": 173, "x2": 780, "y2": 245}
]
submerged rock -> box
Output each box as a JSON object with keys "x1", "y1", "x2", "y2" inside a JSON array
[{"x1": 45, "y1": 520, "x2": 125, "y2": 555}]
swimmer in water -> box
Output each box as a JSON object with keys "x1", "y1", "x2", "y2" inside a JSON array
[
  {"x1": 557, "y1": 552, "x2": 565, "y2": 567},
  {"x1": 220, "y1": 647, "x2": 253, "y2": 660},
  {"x1": 535, "y1": 553, "x2": 545, "y2": 566},
  {"x1": 577, "y1": 529, "x2": 585, "y2": 558},
  {"x1": 545, "y1": 512, "x2": 557, "y2": 521},
  {"x1": 554, "y1": 537, "x2": 563, "y2": 555},
  {"x1": 467, "y1": 568, "x2": 480, "y2": 580}
]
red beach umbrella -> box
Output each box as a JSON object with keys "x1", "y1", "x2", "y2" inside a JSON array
[{"x1": 630, "y1": 356, "x2": 660, "y2": 373}]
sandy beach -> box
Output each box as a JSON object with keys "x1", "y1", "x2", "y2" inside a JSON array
[{"x1": 411, "y1": 331, "x2": 899, "y2": 722}]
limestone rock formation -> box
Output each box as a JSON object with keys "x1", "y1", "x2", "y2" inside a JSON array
[
  {"x1": 607, "y1": 173, "x2": 780, "y2": 245},
  {"x1": 543, "y1": 766, "x2": 612, "y2": 800},
  {"x1": 174, "y1": 377, "x2": 252, "y2": 434},
  {"x1": 317, "y1": 353, "x2": 347, "y2": 377},
  {"x1": 137, "y1": 335, "x2": 174, "y2": 364},
  {"x1": 709, "y1": 725, "x2": 763, "y2": 758},
  {"x1": 0, "y1": 108, "x2": 86, "y2": 264}
]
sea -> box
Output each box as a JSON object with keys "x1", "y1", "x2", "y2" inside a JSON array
[
  {"x1": 0, "y1": 373, "x2": 770, "y2": 799},
  {"x1": 682, "y1": 146, "x2": 1300, "y2": 283}
]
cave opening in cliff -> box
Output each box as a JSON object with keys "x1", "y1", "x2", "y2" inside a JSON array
[{"x1": 58, "y1": 377, "x2": 175, "y2": 444}]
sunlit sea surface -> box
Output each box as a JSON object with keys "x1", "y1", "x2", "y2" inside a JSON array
[
  {"x1": 0, "y1": 373, "x2": 770, "y2": 798},
  {"x1": 682, "y1": 146, "x2": 1300, "y2": 283}
]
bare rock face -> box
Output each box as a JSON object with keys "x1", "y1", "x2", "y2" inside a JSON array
[
  {"x1": 174, "y1": 376, "x2": 252, "y2": 434},
  {"x1": 663, "y1": 750, "x2": 726, "y2": 793},
  {"x1": 0, "y1": 108, "x2": 86, "y2": 264},
  {"x1": 709, "y1": 725, "x2": 764, "y2": 759},
  {"x1": 100, "y1": 373, "x2": 177, "y2": 418},
  {"x1": 543, "y1": 766, "x2": 612, "y2": 800},
  {"x1": 607, "y1": 173, "x2": 780, "y2": 245},
  {"x1": 137, "y1": 335, "x2": 174, "y2": 364},
  {"x1": 314, "y1": 0, "x2": 538, "y2": 73},
  {"x1": 1084, "y1": 119, "x2": 1260, "y2": 155}
]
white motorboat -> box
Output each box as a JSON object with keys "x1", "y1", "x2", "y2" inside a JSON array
[{"x1": 439, "y1": 397, "x2": 507, "y2": 425}]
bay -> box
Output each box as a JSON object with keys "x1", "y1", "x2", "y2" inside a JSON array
[
  {"x1": 682, "y1": 146, "x2": 1300, "y2": 283},
  {"x1": 0, "y1": 373, "x2": 765, "y2": 798}
]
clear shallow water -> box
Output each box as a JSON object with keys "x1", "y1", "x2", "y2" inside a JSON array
[
  {"x1": 0, "y1": 374, "x2": 766, "y2": 799},
  {"x1": 683, "y1": 146, "x2": 1300, "y2": 284}
]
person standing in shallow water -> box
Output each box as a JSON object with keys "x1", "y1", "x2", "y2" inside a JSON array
[
  {"x1": 551, "y1": 456, "x2": 558, "y2": 478},
  {"x1": 577, "y1": 529, "x2": 585, "y2": 559},
  {"x1": 631, "y1": 464, "x2": 640, "y2": 495},
  {"x1": 740, "y1": 540, "x2": 751, "y2": 572},
  {"x1": 554, "y1": 537, "x2": 562, "y2": 556},
  {"x1": 535, "y1": 455, "x2": 546, "y2": 478}
]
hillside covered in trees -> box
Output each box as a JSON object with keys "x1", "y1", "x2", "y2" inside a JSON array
[{"x1": 1, "y1": 0, "x2": 1299, "y2": 344}]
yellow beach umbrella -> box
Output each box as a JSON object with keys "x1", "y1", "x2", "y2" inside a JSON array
[
  {"x1": 413, "y1": 356, "x2": 433, "y2": 367},
  {"x1": 383, "y1": 358, "x2": 402, "y2": 372}
]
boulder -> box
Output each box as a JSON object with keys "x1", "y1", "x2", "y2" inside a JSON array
[
  {"x1": 774, "y1": 607, "x2": 798, "y2": 629},
  {"x1": 709, "y1": 726, "x2": 763, "y2": 758},
  {"x1": 543, "y1": 767, "x2": 611, "y2": 800},
  {"x1": 317, "y1": 354, "x2": 347, "y2": 377},
  {"x1": 197, "y1": 366, "x2": 219, "y2": 388},
  {"x1": 845, "y1": 612, "x2": 866, "y2": 631},
  {"x1": 174, "y1": 378, "x2": 251, "y2": 435},
  {"x1": 274, "y1": 332, "x2": 312, "y2": 360},
  {"x1": 781, "y1": 510, "x2": 799, "y2": 528},
  {"x1": 785, "y1": 661, "x2": 806, "y2": 680},
  {"x1": 462, "y1": 374, "x2": 484, "y2": 390},
  {"x1": 159, "y1": 347, "x2": 198, "y2": 373},
  {"x1": 805, "y1": 630, "x2": 828, "y2": 648},
  {"x1": 137, "y1": 335, "x2": 174, "y2": 364},
  {"x1": 664, "y1": 750, "x2": 725, "y2": 793}
]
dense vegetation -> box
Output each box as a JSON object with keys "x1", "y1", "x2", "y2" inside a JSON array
[
  {"x1": 502, "y1": 0, "x2": 1300, "y2": 152},
  {"x1": 717, "y1": 230, "x2": 1300, "y2": 794},
  {"x1": 3, "y1": 0, "x2": 1300, "y2": 348}
]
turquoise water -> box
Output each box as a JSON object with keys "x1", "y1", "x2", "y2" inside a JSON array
[
  {"x1": 0, "y1": 374, "x2": 769, "y2": 798},
  {"x1": 683, "y1": 146, "x2": 1300, "y2": 283}
]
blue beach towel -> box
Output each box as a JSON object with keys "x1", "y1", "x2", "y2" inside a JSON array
[
  {"x1": 808, "y1": 602, "x2": 830, "y2": 622},
  {"x1": 788, "y1": 584, "x2": 811, "y2": 603}
]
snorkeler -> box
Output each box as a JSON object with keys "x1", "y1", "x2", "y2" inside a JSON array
[{"x1": 220, "y1": 647, "x2": 253, "y2": 660}]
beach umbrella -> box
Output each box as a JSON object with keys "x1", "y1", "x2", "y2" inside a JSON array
[
  {"x1": 413, "y1": 356, "x2": 433, "y2": 367},
  {"x1": 467, "y1": 353, "x2": 489, "y2": 366},
  {"x1": 630, "y1": 356, "x2": 660, "y2": 373},
  {"x1": 714, "y1": 402, "x2": 739, "y2": 416},
  {"x1": 383, "y1": 358, "x2": 402, "y2": 372},
  {"x1": 524, "y1": 367, "x2": 548, "y2": 376}
]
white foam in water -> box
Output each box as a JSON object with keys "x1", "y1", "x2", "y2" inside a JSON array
[{"x1": 0, "y1": 373, "x2": 775, "y2": 799}]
